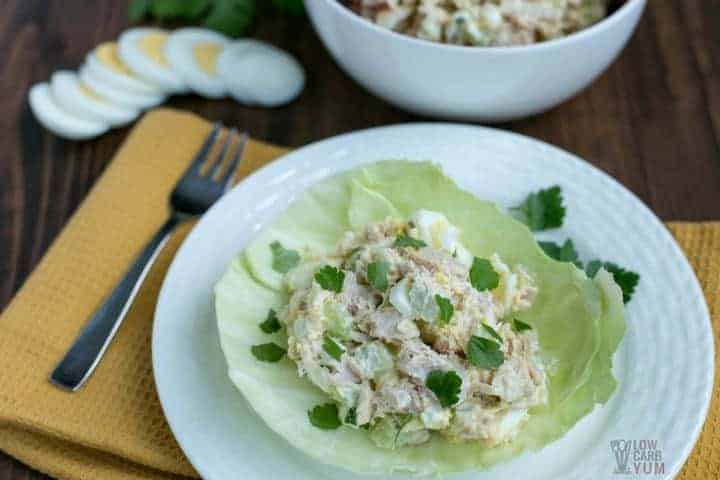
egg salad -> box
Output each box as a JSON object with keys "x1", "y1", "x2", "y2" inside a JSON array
[
  {"x1": 277, "y1": 210, "x2": 547, "y2": 448},
  {"x1": 29, "y1": 28, "x2": 305, "y2": 140}
]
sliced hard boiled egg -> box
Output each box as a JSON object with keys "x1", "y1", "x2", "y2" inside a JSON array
[
  {"x1": 50, "y1": 71, "x2": 138, "y2": 127},
  {"x1": 28, "y1": 83, "x2": 108, "y2": 140},
  {"x1": 217, "y1": 40, "x2": 305, "y2": 107},
  {"x1": 86, "y1": 42, "x2": 164, "y2": 95},
  {"x1": 118, "y1": 27, "x2": 188, "y2": 93},
  {"x1": 79, "y1": 65, "x2": 165, "y2": 110},
  {"x1": 164, "y1": 28, "x2": 229, "y2": 99}
]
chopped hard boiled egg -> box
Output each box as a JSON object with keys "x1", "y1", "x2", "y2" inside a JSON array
[
  {"x1": 165, "y1": 28, "x2": 229, "y2": 99},
  {"x1": 79, "y1": 65, "x2": 165, "y2": 110},
  {"x1": 217, "y1": 40, "x2": 305, "y2": 107},
  {"x1": 118, "y1": 28, "x2": 187, "y2": 93},
  {"x1": 85, "y1": 43, "x2": 164, "y2": 95},
  {"x1": 410, "y1": 210, "x2": 473, "y2": 265},
  {"x1": 28, "y1": 83, "x2": 109, "y2": 140},
  {"x1": 50, "y1": 71, "x2": 138, "y2": 127}
]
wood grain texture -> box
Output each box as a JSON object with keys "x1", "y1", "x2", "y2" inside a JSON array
[{"x1": 1, "y1": 1, "x2": 719, "y2": 478}]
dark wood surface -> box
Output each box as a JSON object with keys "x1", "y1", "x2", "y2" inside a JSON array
[{"x1": 1, "y1": 1, "x2": 719, "y2": 478}]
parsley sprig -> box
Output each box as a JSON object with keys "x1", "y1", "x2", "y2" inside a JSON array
[
  {"x1": 393, "y1": 233, "x2": 427, "y2": 249},
  {"x1": 259, "y1": 308, "x2": 282, "y2": 334},
  {"x1": 434, "y1": 295, "x2": 454, "y2": 325},
  {"x1": 308, "y1": 403, "x2": 341, "y2": 430},
  {"x1": 425, "y1": 370, "x2": 462, "y2": 408},
  {"x1": 467, "y1": 335, "x2": 504, "y2": 369},
  {"x1": 586, "y1": 261, "x2": 640, "y2": 303},
  {"x1": 314, "y1": 265, "x2": 345, "y2": 293},
  {"x1": 367, "y1": 261, "x2": 390, "y2": 291},
  {"x1": 469, "y1": 257, "x2": 499, "y2": 292},
  {"x1": 270, "y1": 241, "x2": 300, "y2": 274},
  {"x1": 250, "y1": 342, "x2": 286, "y2": 362},
  {"x1": 512, "y1": 185, "x2": 566, "y2": 231}
]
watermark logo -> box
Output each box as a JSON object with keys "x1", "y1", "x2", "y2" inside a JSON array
[{"x1": 611, "y1": 439, "x2": 665, "y2": 476}]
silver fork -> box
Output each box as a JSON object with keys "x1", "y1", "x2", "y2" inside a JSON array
[{"x1": 50, "y1": 124, "x2": 247, "y2": 391}]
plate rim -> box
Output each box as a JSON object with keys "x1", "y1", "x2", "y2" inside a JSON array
[{"x1": 152, "y1": 122, "x2": 714, "y2": 480}]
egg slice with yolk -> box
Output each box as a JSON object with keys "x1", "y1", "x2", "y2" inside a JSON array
[
  {"x1": 118, "y1": 27, "x2": 188, "y2": 93},
  {"x1": 85, "y1": 42, "x2": 164, "y2": 95},
  {"x1": 164, "y1": 28, "x2": 229, "y2": 99},
  {"x1": 50, "y1": 71, "x2": 138, "y2": 127},
  {"x1": 28, "y1": 83, "x2": 109, "y2": 140},
  {"x1": 79, "y1": 64, "x2": 165, "y2": 110}
]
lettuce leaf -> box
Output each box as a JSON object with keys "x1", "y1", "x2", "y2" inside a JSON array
[{"x1": 215, "y1": 160, "x2": 625, "y2": 474}]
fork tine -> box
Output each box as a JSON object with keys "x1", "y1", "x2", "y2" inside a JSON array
[
  {"x1": 186, "y1": 123, "x2": 222, "y2": 174},
  {"x1": 220, "y1": 131, "x2": 248, "y2": 191},
  {"x1": 206, "y1": 128, "x2": 237, "y2": 178}
]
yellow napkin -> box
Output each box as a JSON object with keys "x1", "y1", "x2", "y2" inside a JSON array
[{"x1": 0, "y1": 109, "x2": 716, "y2": 480}]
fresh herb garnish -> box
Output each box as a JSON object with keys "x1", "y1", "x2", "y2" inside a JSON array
[
  {"x1": 393, "y1": 234, "x2": 427, "y2": 249},
  {"x1": 308, "y1": 403, "x2": 341, "y2": 430},
  {"x1": 482, "y1": 323, "x2": 503, "y2": 343},
  {"x1": 586, "y1": 261, "x2": 640, "y2": 303},
  {"x1": 467, "y1": 336, "x2": 504, "y2": 369},
  {"x1": 250, "y1": 342, "x2": 286, "y2": 362},
  {"x1": 434, "y1": 294, "x2": 454, "y2": 325},
  {"x1": 270, "y1": 241, "x2": 300, "y2": 274},
  {"x1": 314, "y1": 265, "x2": 345, "y2": 293},
  {"x1": 367, "y1": 261, "x2": 390, "y2": 291},
  {"x1": 539, "y1": 239, "x2": 582, "y2": 267},
  {"x1": 322, "y1": 335, "x2": 344, "y2": 360},
  {"x1": 344, "y1": 407, "x2": 357, "y2": 425},
  {"x1": 512, "y1": 318, "x2": 533, "y2": 332},
  {"x1": 271, "y1": 0, "x2": 304, "y2": 15},
  {"x1": 469, "y1": 257, "x2": 499, "y2": 292},
  {"x1": 425, "y1": 370, "x2": 462, "y2": 408},
  {"x1": 259, "y1": 308, "x2": 282, "y2": 334},
  {"x1": 512, "y1": 185, "x2": 566, "y2": 231}
]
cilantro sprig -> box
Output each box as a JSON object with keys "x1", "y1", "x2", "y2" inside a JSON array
[
  {"x1": 434, "y1": 295, "x2": 454, "y2": 325},
  {"x1": 512, "y1": 185, "x2": 566, "y2": 231},
  {"x1": 425, "y1": 370, "x2": 462, "y2": 408},
  {"x1": 270, "y1": 241, "x2": 300, "y2": 274},
  {"x1": 539, "y1": 239, "x2": 582, "y2": 267},
  {"x1": 322, "y1": 335, "x2": 344, "y2": 361},
  {"x1": 586, "y1": 261, "x2": 640, "y2": 303},
  {"x1": 250, "y1": 342, "x2": 286, "y2": 362},
  {"x1": 308, "y1": 403, "x2": 341, "y2": 430},
  {"x1": 469, "y1": 257, "x2": 499, "y2": 292},
  {"x1": 367, "y1": 261, "x2": 390, "y2": 291},
  {"x1": 467, "y1": 335, "x2": 504, "y2": 369},
  {"x1": 259, "y1": 308, "x2": 281, "y2": 334},
  {"x1": 314, "y1": 265, "x2": 345, "y2": 293}
]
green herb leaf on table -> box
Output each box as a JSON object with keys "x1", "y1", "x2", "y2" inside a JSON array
[
  {"x1": 482, "y1": 323, "x2": 503, "y2": 343},
  {"x1": 250, "y1": 342, "x2": 286, "y2": 362},
  {"x1": 434, "y1": 295, "x2": 454, "y2": 325},
  {"x1": 469, "y1": 257, "x2": 499, "y2": 292},
  {"x1": 259, "y1": 308, "x2": 282, "y2": 334},
  {"x1": 270, "y1": 240, "x2": 300, "y2": 274},
  {"x1": 314, "y1": 265, "x2": 345, "y2": 293},
  {"x1": 467, "y1": 336, "x2": 504, "y2": 369},
  {"x1": 203, "y1": 0, "x2": 256, "y2": 37},
  {"x1": 308, "y1": 403, "x2": 342, "y2": 430},
  {"x1": 367, "y1": 261, "x2": 390, "y2": 291},
  {"x1": 128, "y1": 0, "x2": 151, "y2": 21},
  {"x1": 425, "y1": 370, "x2": 462, "y2": 408},
  {"x1": 322, "y1": 335, "x2": 344, "y2": 360},
  {"x1": 586, "y1": 261, "x2": 640, "y2": 304},
  {"x1": 512, "y1": 185, "x2": 565, "y2": 231},
  {"x1": 512, "y1": 318, "x2": 533, "y2": 332},
  {"x1": 271, "y1": 0, "x2": 304, "y2": 16},
  {"x1": 151, "y1": 0, "x2": 210, "y2": 19},
  {"x1": 393, "y1": 234, "x2": 427, "y2": 249},
  {"x1": 539, "y1": 238, "x2": 582, "y2": 268}
]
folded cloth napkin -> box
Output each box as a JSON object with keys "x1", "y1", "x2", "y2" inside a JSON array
[{"x1": 0, "y1": 109, "x2": 717, "y2": 480}]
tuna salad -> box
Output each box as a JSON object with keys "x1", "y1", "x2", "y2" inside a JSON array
[
  {"x1": 342, "y1": 0, "x2": 609, "y2": 47},
  {"x1": 278, "y1": 210, "x2": 548, "y2": 448}
]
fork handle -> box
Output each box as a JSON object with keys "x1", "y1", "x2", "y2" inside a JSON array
[{"x1": 50, "y1": 215, "x2": 181, "y2": 391}]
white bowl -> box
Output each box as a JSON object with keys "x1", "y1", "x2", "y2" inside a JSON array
[{"x1": 305, "y1": 0, "x2": 646, "y2": 122}]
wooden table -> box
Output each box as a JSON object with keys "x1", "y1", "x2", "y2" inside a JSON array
[{"x1": 1, "y1": 1, "x2": 719, "y2": 478}]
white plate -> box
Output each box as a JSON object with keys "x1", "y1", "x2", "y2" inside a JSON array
[{"x1": 153, "y1": 124, "x2": 713, "y2": 480}]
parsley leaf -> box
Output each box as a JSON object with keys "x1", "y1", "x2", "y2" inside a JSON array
[
  {"x1": 482, "y1": 323, "x2": 503, "y2": 343},
  {"x1": 344, "y1": 407, "x2": 357, "y2": 425},
  {"x1": 512, "y1": 318, "x2": 533, "y2": 332},
  {"x1": 271, "y1": 0, "x2": 304, "y2": 15},
  {"x1": 367, "y1": 261, "x2": 390, "y2": 291},
  {"x1": 259, "y1": 309, "x2": 282, "y2": 334},
  {"x1": 322, "y1": 335, "x2": 344, "y2": 360},
  {"x1": 539, "y1": 239, "x2": 583, "y2": 268},
  {"x1": 250, "y1": 342, "x2": 286, "y2": 362},
  {"x1": 467, "y1": 336, "x2": 504, "y2": 369},
  {"x1": 270, "y1": 241, "x2": 300, "y2": 274},
  {"x1": 512, "y1": 185, "x2": 566, "y2": 231},
  {"x1": 128, "y1": 0, "x2": 151, "y2": 21},
  {"x1": 425, "y1": 370, "x2": 462, "y2": 408},
  {"x1": 586, "y1": 261, "x2": 640, "y2": 303},
  {"x1": 150, "y1": 0, "x2": 210, "y2": 19},
  {"x1": 434, "y1": 295, "x2": 454, "y2": 325},
  {"x1": 308, "y1": 403, "x2": 341, "y2": 429},
  {"x1": 393, "y1": 234, "x2": 427, "y2": 249},
  {"x1": 203, "y1": 0, "x2": 256, "y2": 37},
  {"x1": 469, "y1": 257, "x2": 499, "y2": 292},
  {"x1": 314, "y1": 265, "x2": 345, "y2": 293}
]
